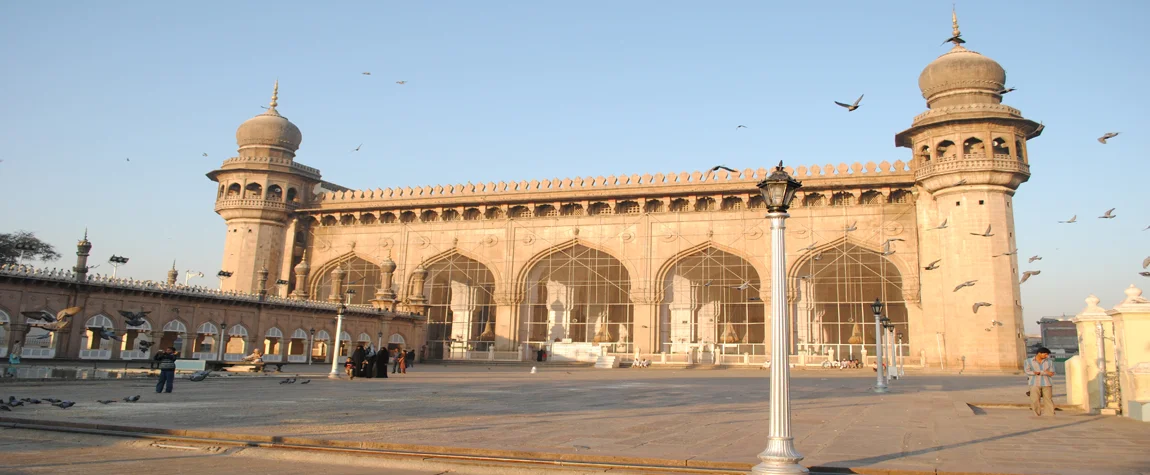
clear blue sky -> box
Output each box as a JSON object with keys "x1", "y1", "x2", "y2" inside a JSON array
[{"x1": 1, "y1": 1, "x2": 1146, "y2": 333}]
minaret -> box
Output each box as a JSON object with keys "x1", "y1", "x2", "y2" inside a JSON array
[
  {"x1": 896, "y1": 9, "x2": 1042, "y2": 371},
  {"x1": 73, "y1": 230, "x2": 92, "y2": 282},
  {"x1": 206, "y1": 82, "x2": 322, "y2": 293},
  {"x1": 166, "y1": 261, "x2": 179, "y2": 286}
]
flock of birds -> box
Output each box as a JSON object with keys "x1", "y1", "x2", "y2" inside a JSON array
[
  {"x1": 18, "y1": 309, "x2": 158, "y2": 346},
  {"x1": 0, "y1": 394, "x2": 140, "y2": 412}
]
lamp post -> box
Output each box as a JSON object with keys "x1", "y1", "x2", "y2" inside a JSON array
[
  {"x1": 109, "y1": 255, "x2": 130, "y2": 278},
  {"x1": 880, "y1": 319, "x2": 893, "y2": 382},
  {"x1": 872, "y1": 298, "x2": 888, "y2": 393},
  {"x1": 327, "y1": 289, "x2": 354, "y2": 378},
  {"x1": 217, "y1": 321, "x2": 227, "y2": 361},
  {"x1": 14, "y1": 243, "x2": 36, "y2": 266},
  {"x1": 217, "y1": 270, "x2": 233, "y2": 290},
  {"x1": 275, "y1": 279, "x2": 289, "y2": 297},
  {"x1": 896, "y1": 333, "x2": 905, "y2": 378},
  {"x1": 887, "y1": 325, "x2": 897, "y2": 380},
  {"x1": 185, "y1": 271, "x2": 204, "y2": 286},
  {"x1": 308, "y1": 328, "x2": 315, "y2": 366},
  {"x1": 751, "y1": 162, "x2": 806, "y2": 475}
]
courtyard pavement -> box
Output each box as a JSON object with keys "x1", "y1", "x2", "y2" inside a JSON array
[{"x1": 1, "y1": 365, "x2": 1148, "y2": 475}]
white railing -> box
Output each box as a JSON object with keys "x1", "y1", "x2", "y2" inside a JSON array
[
  {"x1": 288, "y1": 354, "x2": 307, "y2": 363},
  {"x1": 79, "y1": 349, "x2": 112, "y2": 359},
  {"x1": 192, "y1": 352, "x2": 215, "y2": 360},
  {"x1": 120, "y1": 350, "x2": 148, "y2": 360},
  {"x1": 263, "y1": 354, "x2": 282, "y2": 363},
  {"x1": 22, "y1": 348, "x2": 55, "y2": 359},
  {"x1": 223, "y1": 353, "x2": 244, "y2": 362}
]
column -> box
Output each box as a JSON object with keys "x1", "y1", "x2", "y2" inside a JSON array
[
  {"x1": 449, "y1": 280, "x2": 478, "y2": 359},
  {"x1": 545, "y1": 280, "x2": 572, "y2": 341},
  {"x1": 290, "y1": 251, "x2": 310, "y2": 300},
  {"x1": 1107, "y1": 285, "x2": 1150, "y2": 421},
  {"x1": 1070, "y1": 295, "x2": 1116, "y2": 412},
  {"x1": 668, "y1": 274, "x2": 697, "y2": 354},
  {"x1": 407, "y1": 264, "x2": 429, "y2": 315},
  {"x1": 371, "y1": 254, "x2": 398, "y2": 310},
  {"x1": 493, "y1": 288, "x2": 522, "y2": 352},
  {"x1": 327, "y1": 267, "x2": 345, "y2": 303}
]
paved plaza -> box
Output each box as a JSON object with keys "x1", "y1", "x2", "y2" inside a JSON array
[{"x1": 1, "y1": 365, "x2": 1148, "y2": 475}]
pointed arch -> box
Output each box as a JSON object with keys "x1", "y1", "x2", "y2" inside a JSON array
[
  {"x1": 514, "y1": 238, "x2": 638, "y2": 291},
  {"x1": 417, "y1": 247, "x2": 504, "y2": 285},
  {"x1": 654, "y1": 241, "x2": 769, "y2": 304},
  {"x1": 416, "y1": 247, "x2": 500, "y2": 359},
  {"x1": 309, "y1": 251, "x2": 384, "y2": 305},
  {"x1": 162, "y1": 319, "x2": 188, "y2": 333}
]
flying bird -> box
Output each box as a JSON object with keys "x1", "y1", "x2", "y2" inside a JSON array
[
  {"x1": 995, "y1": 249, "x2": 1018, "y2": 257},
  {"x1": 1140, "y1": 272, "x2": 1150, "y2": 277},
  {"x1": 126, "y1": 158, "x2": 130, "y2": 162},
  {"x1": 709, "y1": 165, "x2": 738, "y2": 174},
  {"x1": 352, "y1": 144, "x2": 362, "y2": 152},
  {"x1": 1143, "y1": 225, "x2": 1150, "y2": 231},
  {"x1": 972, "y1": 302, "x2": 992, "y2": 313},
  {"x1": 953, "y1": 280, "x2": 977, "y2": 292},
  {"x1": 732, "y1": 282, "x2": 751, "y2": 291},
  {"x1": 736, "y1": 125, "x2": 747, "y2": 130},
  {"x1": 1142, "y1": 256, "x2": 1149, "y2": 269},
  {"x1": 882, "y1": 238, "x2": 906, "y2": 246},
  {"x1": 1019, "y1": 270, "x2": 1041, "y2": 284},
  {"x1": 1099, "y1": 208, "x2": 1117, "y2": 219},
  {"x1": 997, "y1": 87, "x2": 1016, "y2": 94},
  {"x1": 189, "y1": 370, "x2": 211, "y2": 382},
  {"x1": 21, "y1": 307, "x2": 82, "y2": 323},
  {"x1": 1059, "y1": 215, "x2": 1077, "y2": 224},
  {"x1": 930, "y1": 219, "x2": 948, "y2": 230},
  {"x1": 955, "y1": 179, "x2": 968, "y2": 186},
  {"x1": 201, "y1": 153, "x2": 208, "y2": 157},
  {"x1": 844, "y1": 221, "x2": 858, "y2": 232},
  {"x1": 96, "y1": 329, "x2": 121, "y2": 341},
  {"x1": 834, "y1": 94, "x2": 864, "y2": 112},
  {"x1": 970, "y1": 225, "x2": 993, "y2": 237},
  {"x1": 1028, "y1": 255, "x2": 1042, "y2": 263},
  {"x1": 943, "y1": 30, "x2": 965, "y2": 46},
  {"x1": 362, "y1": 72, "x2": 371, "y2": 75},
  {"x1": 924, "y1": 259, "x2": 941, "y2": 270},
  {"x1": 395, "y1": 81, "x2": 406, "y2": 85},
  {"x1": 798, "y1": 241, "x2": 818, "y2": 252},
  {"x1": 748, "y1": 297, "x2": 762, "y2": 302},
  {"x1": 880, "y1": 241, "x2": 896, "y2": 256},
  {"x1": 1097, "y1": 132, "x2": 1120, "y2": 144},
  {"x1": 118, "y1": 310, "x2": 150, "y2": 327}
]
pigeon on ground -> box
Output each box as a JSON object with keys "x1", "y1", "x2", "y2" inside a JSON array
[
  {"x1": 970, "y1": 225, "x2": 993, "y2": 237},
  {"x1": 1020, "y1": 270, "x2": 1041, "y2": 284},
  {"x1": 1029, "y1": 255, "x2": 1042, "y2": 263},
  {"x1": 0, "y1": 405, "x2": 9, "y2": 411},
  {"x1": 953, "y1": 280, "x2": 977, "y2": 292},
  {"x1": 834, "y1": 94, "x2": 864, "y2": 112},
  {"x1": 52, "y1": 401, "x2": 75, "y2": 409},
  {"x1": 189, "y1": 370, "x2": 211, "y2": 382},
  {"x1": 123, "y1": 395, "x2": 140, "y2": 402},
  {"x1": 1097, "y1": 132, "x2": 1120, "y2": 144},
  {"x1": 300, "y1": 379, "x2": 311, "y2": 384},
  {"x1": 924, "y1": 259, "x2": 941, "y2": 270},
  {"x1": 1059, "y1": 215, "x2": 1077, "y2": 223},
  {"x1": 97, "y1": 400, "x2": 116, "y2": 404},
  {"x1": 973, "y1": 302, "x2": 992, "y2": 313},
  {"x1": 1099, "y1": 208, "x2": 1117, "y2": 219}
]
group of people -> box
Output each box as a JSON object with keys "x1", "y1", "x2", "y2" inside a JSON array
[{"x1": 345, "y1": 344, "x2": 415, "y2": 380}]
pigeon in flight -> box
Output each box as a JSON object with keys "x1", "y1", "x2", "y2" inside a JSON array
[
  {"x1": 1028, "y1": 255, "x2": 1042, "y2": 263},
  {"x1": 1140, "y1": 272, "x2": 1150, "y2": 277},
  {"x1": 1019, "y1": 270, "x2": 1041, "y2": 284},
  {"x1": 1097, "y1": 132, "x2": 1120, "y2": 144},
  {"x1": 882, "y1": 238, "x2": 906, "y2": 246},
  {"x1": 189, "y1": 370, "x2": 212, "y2": 382},
  {"x1": 118, "y1": 310, "x2": 150, "y2": 327},
  {"x1": 748, "y1": 297, "x2": 762, "y2": 302},
  {"x1": 21, "y1": 307, "x2": 81, "y2": 323},
  {"x1": 972, "y1": 302, "x2": 992, "y2": 313},
  {"x1": 709, "y1": 165, "x2": 738, "y2": 174},
  {"x1": 931, "y1": 219, "x2": 948, "y2": 230},
  {"x1": 970, "y1": 225, "x2": 993, "y2": 237},
  {"x1": 798, "y1": 241, "x2": 818, "y2": 252},
  {"x1": 1099, "y1": 208, "x2": 1117, "y2": 219},
  {"x1": 995, "y1": 249, "x2": 1018, "y2": 257},
  {"x1": 395, "y1": 80, "x2": 406, "y2": 85},
  {"x1": 362, "y1": 72, "x2": 371, "y2": 75},
  {"x1": 812, "y1": 252, "x2": 823, "y2": 261},
  {"x1": 1142, "y1": 256, "x2": 1149, "y2": 269},
  {"x1": 924, "y1": 259, "x2": 941, "y2": 270},
  {"x1": 880, "y1": 241, "x2": 896, "y2": 256},
  {"x1": 1059, "y1": 215, "x2": 1077, "y2": 224},
  {"x1": 96, "y1": 329, "x2": 121, "y2": 341},
  {"x1": 352, "y1": 144, "x2": 362, "y2": 152},
  {"x1": 1143, "y1": 225, "x2": 1150, "y2": 231},
  {"x1": 732, "y1": 282, "x2": 751, "y2": 291},
  {"x1": 844, "y1": 221, "x2": 858, "y2": 232},
  {"x1": 834, "y1": 95, "x2": 864, "y2": 112},
  {"x1": 736, "y1": 125, "x2": 747, "y2": 130},
  {"x1": 997, "y1": 87, "x2": 1016, "y2": 95},
  {"x1": 943, "y1": 30, "x2": 965, "y2": 46},
  {"x1": 953, "y1": 280, "x2": 977, "y2": 292}
]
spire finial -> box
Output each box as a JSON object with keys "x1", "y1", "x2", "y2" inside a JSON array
[
  {"x1": 171, "y1": 260, "x2": 177, "y2": 270},
  {"x1": 951, "y1": 5, "x2": 960, "y2": 38},
  {"x1": 269, "y1": 80, "x2": 279, "y2": 110},
  {"x1": 83, "y1": 228, "x2": 88, "y2": 240}
]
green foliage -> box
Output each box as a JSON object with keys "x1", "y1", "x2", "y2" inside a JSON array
[{"x1": 0, "y1": 231, "x2": 61, "y2": 266}]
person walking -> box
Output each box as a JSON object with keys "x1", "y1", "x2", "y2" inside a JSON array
[
  {"x1": 154, "y1": 347, "x2": 178, "y2": 393},
  {"x1": 1024, "y1": 347, "x2": 1056, "y2": 416},
  {"x1": 406, "y1": 349, "x2": 415, "y2": 369}
]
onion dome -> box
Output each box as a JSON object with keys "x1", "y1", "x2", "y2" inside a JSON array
[{"x1": 235, "y1": 81, "x2": 302, "y2": 153}]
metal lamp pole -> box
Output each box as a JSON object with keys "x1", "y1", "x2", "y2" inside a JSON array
[
  {"x1": 109, "y1": 255, "x2": 130, "y2": 278},
  {"x1": 328, "y1": 304, "x2": 346, "y2": 378},
  {"x1": 185, "y1": 271, "x2": 204, "y2": 286},
  {"x1": 887, "y1": 326, "x2": 897, "y2": 380},
  {"x1": 897, "y1": 333, "x2": 905, "y2": 378},
  {"x1": 308, "y1": 328, "x2": 315, "y2": 366},
  {"x1": 871, "y1": 298, "x2": 888, "y2": 393},
  {"x1": 751, "y1": 162, "x2": 806, "y2": 475}
]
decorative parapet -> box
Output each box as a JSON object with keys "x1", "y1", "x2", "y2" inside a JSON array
[
  {"x1": 219, "y1": 156, "x2": 322, "y2": 179},
  {"x1": 214, "y1": 198, "x2": 296, "y2": 213},
  {"x1": 308, "y1": 160, "x2": 914, "y2": 206},
  {"x1": 0, "y1": 264, "x2": 421, "y2": 320}
]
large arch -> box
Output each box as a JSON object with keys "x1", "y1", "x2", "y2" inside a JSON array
[
  {"x1": 517, "y1": 243, "x2": 634, "y2": 355},
  {"x1": 656, "y1": 246, "x2": 766, "y2": 357},
  {"x1": 653, "y1": 241, "x2": 769, "y2": 304},
  {"x1": 419, "y1": 252, "x2": 498, "y2": 360},
  {"x1": 787, "y1": 238, "x2": 909, "y2": 361},
  {"x1": 310, "y1": 252, "x2": 383, "y2": 305},
  {"x1": 513, "y1": 239, "x2": 639, "y2": 293}
]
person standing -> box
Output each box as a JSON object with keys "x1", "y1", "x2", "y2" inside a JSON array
[
  {"x1": 374, "y1": 347, "x2": 388, "y2": 378},
  {"x1": 351, "y1": 344, "x2": 366, "y2": 378},
  {"x1": 407, "y1": 349, "x2": 415, "y2": 369},
  {"x1": 363, "y1": 345, "x2": 375, "y2": 379},
  {"x1": 1024, "y1": 347, "x2": 1056, "y2": 416},
  {"x1": 154, "y1": 347, "x2": 178, "y2": 393},
  {"x1": 397, "y1": 348, "x2": 407, "y2": 374}
]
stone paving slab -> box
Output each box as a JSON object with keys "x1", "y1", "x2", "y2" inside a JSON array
[{"x1": 1, "y1": 366, "x2": 1148, "y2": 474}]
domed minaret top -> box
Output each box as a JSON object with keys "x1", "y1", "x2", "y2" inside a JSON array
[
  {"x1": 917, "y1": 9, "x2": 1007, "y2": 110},
  {"x1": 234, "y1": 81, "x2": 303, "y2": 158}
]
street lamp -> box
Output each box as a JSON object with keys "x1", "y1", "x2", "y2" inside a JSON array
[
  {"x1": 108, "y1": 255, "x2": 130, "y2": 278},
  {"x1": 872, "y1": 298, "x2": 888, "y2": 393},
  {"x1": 217, "y1": 270, "x2": 233, "y2": 289},
  {"x1": 308, "y1": 328, "x2": 315, "y2": 366},
  {"x1": 328, "y1": 289, "x2": 354, "y2": 378},
  {"x1": 275, "y1": 279, "x2": 289, "y2": 297},
  {"x1": 896, "y1": 332, "x2": 905, "y2": 378},
  {"x1": 751, "y1": 161, "x2": 805, "y2": 475},
  {"x1": 880, "y1": 316, "x2": 893, "y2": 383},
  {"x1": 14, "y1": 242, "x2": 36, "y2": 266},
  {"x1": 185, "y1": 271, "x2": 204, "y2": 286}
]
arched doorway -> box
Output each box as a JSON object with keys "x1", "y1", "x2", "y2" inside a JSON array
[
  {"x1": 387, "y1": 333, "x2": 406, "y2": 350},
  {"x1": 224, "y1": 325, "x2": 249, "y2": 361},
  {"x1": 790, "y1": 241, "x2": 908, "y2": 362},
  {"x1": 337, "y1": 331, "x2": 352, "y2": 363},
  {"x1": 80, "y1": 315, "x2": 115, "y2": 360},
  {"x1": 193, "y1": 322, "x2": 219, "y2": 360},
  {"x1": 21, "y1": 310, "x2": 60, "y2": 359},
  {"x1": 519, "y1": 244, "x2": 633, "y2": 360},
  {"x1": 160, "y1": 320, "x2": 186, "y2": 355},
  {"x1": 287, "y1": 328, "x2": 309, "y2": 363},
  {"x1": 121, "y1": 318, "x2": 152, "y2": 360},
  {"x1": 422, "y1": 254, "x2": 497, "y2": 359},
  {"x1": 659, "y1": 247, "x2": 765, "y2": 361},
  {"x1": 313, "y1": 330, "x2": 331, "y2": 362},
  {"x1": 314, "y1": 257, "x2": 382, "y2": 305},
  {"x1": 264, "y1": 327, "x2": 284, "y2": 362}
]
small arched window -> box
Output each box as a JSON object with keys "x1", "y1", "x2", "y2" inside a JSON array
[
  {"x1": 560, "y1": 203, "x2": 584, "y2": 216},
  {"x1": 859, "y1": 190, "x2": 883, "y2": 206},
  {"x1": 400, "y1": 211, "x2": 417, "y2": 223},
  {"x1": 339, "y1": 214, "x2": 356, "y2": 226},
  {"x1": 720, "y1": 197, "x2": 744, "y2": 211},
  {"x1": 644, "y1": 200, "x2": 664, "y2": 213},
  {"x1": 1015, "y1": 140, "x2": 1025, "y2": 162},
  {"x1": 535, "y1": 205, "x2": 557, "y2": 217},
  {"x1": 991, "y1": 137, "x2": 1010, "y2": 157},
  {"x1": 462, "y1": 208, "x2": 481, "y2": 221},
  {"x1": 830, "y1": 192, "x2": 854, "y2": 207},
  {"x1": 508, "y1": 206, "x2": 529, "y2": 219},
  {"x1": 359, "y1": 213, "x2": 377, "y2": 225},
  {"x1": 587, "y1": 202, "x2": 612, "y2": 215},
  {"x1": 802, "y1": 193, "x2": 826, "y2": 207},
  {"x1": 226, "y1": 184, "x2": 241, "y2": 198},
  {"x1": 442, "y1": 209, "x2": 460, "y2": 221},
  {"x1": 747, "y1": 195, "x2": 765, "y2": 209},
  {"x1": 919, "y1": 145, "x2": 931, "y2": 162},
  {"x1": 889, "y1": 189, "x2": 913, "y2": 204},
  {"x1": 381, "y1": 212, "x2": 397, "y2": 224},
  {"x1": 616, "y1": 201, "x2": 640, "y2": 214},
  {"x1": 669, "y1": 198, "x2": 689, "y2": 212},
  {"x1": 266, "y1": 185, "x2": 283, "y2": 201},
  {"x1": 286, "y1": 188, "x2": 298, "y2": 203},
  {"x1": 936, "y1": 140, "x2": 956, "y2": 160},
  {"x1": 962, "y1": 137, "x2": 986, "y2": 157},
  {"x1": 484, "y1": 208, "x2": 504, "y2": 220},
  {"x1": 694, "y1": 197, "x2": 715, "y2": 212},
  {"x1": 321, "y1": 215, "x2": 337, "y2": 226},
  {"x1": 245, "y1": 183, "x2": 263, "y2": 199}
]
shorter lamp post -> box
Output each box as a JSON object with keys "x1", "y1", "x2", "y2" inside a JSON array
[
  {"x1": 327, "y1": 289, "x2": 354, "y2": 378},
  {"x1": 275, "y1": 279, "x2": 289, "y2": 297},
  {"x1": 871, "y1": 298, "x2": 888, "y2": 393},
  {"x1": 14, "y1": 243, "x2": 36, "y2": 266},
  {"x1": 185, "y1": 271, "x2": 204, "y2": 286},
  {"x1": 887, "y1": 324, "x2": 897, "y2": 380},
  {"x1": 217, "y1": 270, "x2": 233, "y2": 290},
  {"x1": 216, "y1": 321, "x2": 227, "y2": 361},
  {"x1": 896, "y1": 332, "x2": 905, "y2": 378},
  {"x1": 109, "y1": 255, "x2": 130, "y2": 278},
  {"x1": 308, "y1": 328, "x2": 315, "y2": 366},
  {"x1": 880, "y1": 316, "x2": 892, "y2": 384}
]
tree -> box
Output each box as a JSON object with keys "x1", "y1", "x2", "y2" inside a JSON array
[{"x1": 0, "y1": 231, "x2": 61, "y2": 266}]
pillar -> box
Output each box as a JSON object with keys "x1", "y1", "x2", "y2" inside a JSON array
[
  {"x1": 1071, "y1": 295, "x2": 1117, "y2": 413},
  {"x1": 668, "y1": 274, "x2": 697, "y2": 354},
  {"x1": 1107, "y1": 285, "x2": 1150, "y2": 421},
  {"x1": 291, "y1": 251, "x2": 311, "y2": 300},
  {"x1": 493, "y1": 288, "x2": 522, "y2": 352},
  {"x1": 545, "y1": 280, "x2": 572, "y2": 341},
  {"x1": 407, "y1": 264, "x2": 429, "y2": 315},
  {"x1": 371, "y1": 254, "x2": 398, "y2": 310},
  {"x1": 327, "y1": 266, "x2": 345, "y2": 303}
]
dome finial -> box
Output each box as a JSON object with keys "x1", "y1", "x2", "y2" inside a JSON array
[
  {"x1": 269, "y1": 80, "x2": 279, "y2": 111},
  {"x1": 943, "y1": 5, "x2": 966, "y2": 48}
]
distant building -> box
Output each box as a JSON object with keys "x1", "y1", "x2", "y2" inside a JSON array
[{"x1": 1037, "y1": 317, "x2": 1078, "y2": 355}]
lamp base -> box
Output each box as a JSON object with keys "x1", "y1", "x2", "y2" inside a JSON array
[
  {"x1": 873, "y1": 385, "x2": 889, "y2": 393},
  {"x1": 751, "y1": 461, "x2": 809, "y2": 474},
  {"x1": 327, "y1": 372, "x2": 341, "y2": 379}
]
